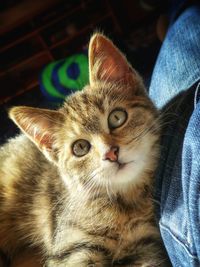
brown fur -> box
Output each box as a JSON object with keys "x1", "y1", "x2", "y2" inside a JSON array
[{"x1": 0, "y1": 34, "x2": 170, "y2": 266}]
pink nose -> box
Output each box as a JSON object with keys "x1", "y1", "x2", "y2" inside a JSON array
[{"x1": 105, "y1": 146, "x2": 119, "y2": 162}]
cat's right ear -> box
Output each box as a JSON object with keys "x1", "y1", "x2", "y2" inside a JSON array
[{"x1": 9, "y1": 106, "x2": 64, "y2": 163}]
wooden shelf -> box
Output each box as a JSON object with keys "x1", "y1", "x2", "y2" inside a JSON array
[
  {"x1": 0, "y1": 52, "x2": 52, "y2": 102},
  {"x1": 0, "y1": 1, "x2": 90, "y2": 53},
  {"x1": 0, "y1": 51, "x2": 51, "y2": 76},
  {"x1": 0, "y1": 36, "x2": 48, "y2": 73},
  {"x1": 0, "y1": 0, "x2": 63, "y2": 35},
  {"x1": 0, "y1": 0, "x2": 122, "y2": 104},
  {"x1": 0, "y1": 81, "x2": 39, "y2": 105},
  {"x1": 49, "y1": 13, "x2": 112, "y2": 50}
]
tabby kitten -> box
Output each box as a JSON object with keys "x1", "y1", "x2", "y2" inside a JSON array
[{"x1": 0, "y1": 33, "x2": 170, "y2": 267}]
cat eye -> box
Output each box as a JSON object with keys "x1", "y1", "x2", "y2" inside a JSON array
[
  {"x1": 72, "y1": 139, "x2": 91, "y2": 157},
  {"x1": 108, "y1": 109, "x2": 127, "y2": 129}
]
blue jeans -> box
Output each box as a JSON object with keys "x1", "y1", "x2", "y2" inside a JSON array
[{"x1": 149, "y1": 4, "x2": 200, "y2": 267}]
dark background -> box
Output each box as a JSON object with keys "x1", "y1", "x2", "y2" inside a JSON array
[{"x1": 0, "y1": 0, "x2": 167, "y2": 144}]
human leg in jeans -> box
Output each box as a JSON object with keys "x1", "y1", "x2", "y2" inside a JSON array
[{"x1": 149, "y1": 2, "x2": 200, "y2": 266}]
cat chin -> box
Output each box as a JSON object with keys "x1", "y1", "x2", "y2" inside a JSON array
[
  {"x1": 100, "y1": 160, "x2": 145, "y2": 193},
  {"x1": 113, "y1": 163, "x2": 142, "y2": 185}
]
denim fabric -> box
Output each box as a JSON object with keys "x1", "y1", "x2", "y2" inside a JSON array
[
  {"x1": 149, "y1": 5, "x2": 200, "y2": 267},
  {"x1": 149, "y1": 5, "x2": 200, "y2": 109}
]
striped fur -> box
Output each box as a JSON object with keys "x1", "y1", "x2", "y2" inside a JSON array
[{"x1": 0, "y1": 34, "x2": 170, "y2": 266}]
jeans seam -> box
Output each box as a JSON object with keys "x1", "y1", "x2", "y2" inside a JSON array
[
  {"x1": 160, "y1": 222, "x2": 199, "y2": 260},
  {"x1": 194, "y1": 81, "x2": 200, "y2": 108}
]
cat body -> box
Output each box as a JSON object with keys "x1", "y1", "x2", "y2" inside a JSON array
[{"x1": 0, "y1": 34, "x2": 170, "y2": 266}]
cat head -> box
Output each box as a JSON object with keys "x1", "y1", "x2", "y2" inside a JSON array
[{"x1": 9, "y1": 33, "x2": 159, "y2": 197}]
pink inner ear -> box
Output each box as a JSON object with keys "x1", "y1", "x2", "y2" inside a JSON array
[
  {"x1": 89, "y1": 34, "x2": 133, "y2": 83},
  {"x1": 9, "y1": 107, "x2": 61, "y2": 151},
  {"x1": 33, "y1": 131, "x2": 53, "y2": 150},
  {"x1": 100, "y1": 57, "x2": 126, "y2": 81},
  {"x1": 15, "y1": 114, "x2": 54, "y2": 149},
  {"x1": 89, "y1": 34, "x2": 132, "y2": 84}
]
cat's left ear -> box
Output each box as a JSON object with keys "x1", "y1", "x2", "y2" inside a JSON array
[
  {"x1": 9, "y1": 106, "x2": 64, "y2": 163},
  {"x1": 89, "y1": 33, "x2": 140, "y2": 89}
]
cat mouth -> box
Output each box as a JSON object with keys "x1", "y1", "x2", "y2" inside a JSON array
[
  {"x1": 118, "y1": 160, "x2": 134, "y2": 170},
  {"x1": 118, "y1": 162, "x2": 126, "y2": 169}
]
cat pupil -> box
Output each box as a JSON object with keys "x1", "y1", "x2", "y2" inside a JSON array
[{"x1": 115, "y1": 115, "x2": 119, "y2": 121}]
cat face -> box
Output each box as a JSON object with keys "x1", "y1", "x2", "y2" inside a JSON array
[
  {"x1": 9, "y1": 33, "x2": 159, "y2": 195},
  {"x1": 56, "y1": 84, "x2": 159, "y2": 194}
]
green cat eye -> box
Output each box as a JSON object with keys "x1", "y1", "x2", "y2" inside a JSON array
[
  {"x1": 72, "y1": 139, "x2": 91, "y2": 157},
  {"x1": 108, "y1": 109, "x2": 127, "y2": 129}
]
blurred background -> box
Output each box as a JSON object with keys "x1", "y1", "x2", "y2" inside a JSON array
[{"x1": 0, "y1": 0, "x2": 168, "y2": 143}]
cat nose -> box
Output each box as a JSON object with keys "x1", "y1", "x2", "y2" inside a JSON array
[{"x1": 105, "y1": 146, "x2": 119, "y2": 162}]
